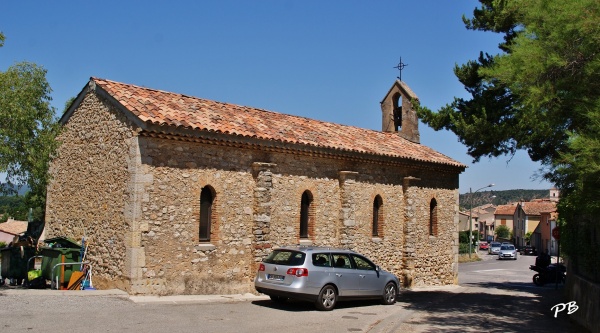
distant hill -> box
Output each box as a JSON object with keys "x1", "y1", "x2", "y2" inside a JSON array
[{"x1": 459, "y1": 189, "x2": 550, "y2": 210}]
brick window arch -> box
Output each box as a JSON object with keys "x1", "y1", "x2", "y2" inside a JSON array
[
  {"x1": 373, "y1": 195, "x2": 384, "y2": 237},
  {"x1": 429, "y1": 198, "x2": 438, "y2": 236},
  {"x1": 200, "y1": 185, "x2": 216, "y2": 241},
  {"x1": 300, "y1": 190, "x2": 314, "y2": 239}
]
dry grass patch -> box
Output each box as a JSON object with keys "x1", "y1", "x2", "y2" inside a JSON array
[{"x1": 458, "y1": 253, "x2": 482, "y2": 263}]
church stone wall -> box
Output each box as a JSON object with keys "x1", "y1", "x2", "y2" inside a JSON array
[
  {"x1": 134, "y1": 138, "x2": 459, "y2": 294},
  {"x1": 45, "y1": 92, "x2": 138, "y2": 291},
  {"x1": 46, "y1": 89, "x2": 461, "y2": 295}
]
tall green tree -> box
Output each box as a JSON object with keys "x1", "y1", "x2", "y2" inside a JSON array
[
  {"x1": 418, "y1": 0, "x2": 600, "y2": 170},
  {"x1": 0, "y1": 33, "x2": 60, "y2": 221},
  {"x1": 416, "y1": 0, "x2": 600, "y2": 278}
]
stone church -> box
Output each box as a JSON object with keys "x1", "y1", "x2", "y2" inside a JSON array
[{"x1": 45, "y1": 78, "x2": 465, "y2": 295}]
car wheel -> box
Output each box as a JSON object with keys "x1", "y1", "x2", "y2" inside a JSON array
[
  {"x1": 315, "y1": 285, "x2": 337, "y2": 311},
  {"x1": 558, "y1": 273, "x2": 566, "y2": 284},
  {"x1": 269, "y1": 295, "x2": 287, "y2": 302},
  {"x1": 381, "y1": 282, "x2": 397, "y2": 305},
  {"x1": 533, "y1": 274, "x2": 545, "y2": 286}
]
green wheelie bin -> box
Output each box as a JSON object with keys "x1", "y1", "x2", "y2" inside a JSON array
[{"x1": 40, "y1": 237, "x2": 82, "y2": 289}]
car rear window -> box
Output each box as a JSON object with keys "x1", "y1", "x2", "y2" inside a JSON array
[
  {"x1": 491, "y1": 243, "x2": 501, "y2": 247},
  {"x1": 263, "y1": 249, "x2": 306, "y2": 266}
]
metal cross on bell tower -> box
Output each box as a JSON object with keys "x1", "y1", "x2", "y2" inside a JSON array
[{"x1": 393, "y1": 57, "x2": 408, "y2": 81}]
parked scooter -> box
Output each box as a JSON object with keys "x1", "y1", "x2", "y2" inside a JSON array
[{"x1": 529, "y1": 252, "x2": 566, "y2": 286}]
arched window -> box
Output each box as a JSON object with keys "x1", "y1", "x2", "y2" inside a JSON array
[
  {"x1": 429, "y1": 198, "x2": 438, "y2": 236},
  {"x1": 200, "y1": 186, "x2": 214, "y2": 241},
  {"x1": 300, "y1": 191, "x2": 313, "y2": 239},
  {"x1": 373, "y1": 195, "x2": 383, "y2": 237}
]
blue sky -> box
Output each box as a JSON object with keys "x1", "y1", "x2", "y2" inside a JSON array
[{"x1": 0, "y1": 1, "x2": 554, "y2": 194}]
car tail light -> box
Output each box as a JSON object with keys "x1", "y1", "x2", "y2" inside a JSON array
[
  {"x1": 286, "y1": 268, "x2": 308, "y2": 277},
  {"x1": 258, "y1": 263, "x2": 265, "y2": 271}
]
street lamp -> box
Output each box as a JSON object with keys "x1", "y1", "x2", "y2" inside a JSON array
[
  {"x1": 482, "y1": 195, "x2": 497, "y2": 242},
  {"x1": 469, "y1": 183, "x2": 495, "y2": 258}
]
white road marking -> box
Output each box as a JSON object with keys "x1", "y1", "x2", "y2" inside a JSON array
[{"x1": 472, "y1": 269, "x2": 506, "y2": 273}]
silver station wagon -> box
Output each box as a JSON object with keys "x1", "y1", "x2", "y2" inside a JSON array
[{"x1": 254, "y1": 246, "x2": 399, "y2": 310}]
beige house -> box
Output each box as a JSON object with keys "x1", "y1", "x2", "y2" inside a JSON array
[
  {"x1": 514, "y1": 200, "x2": 557, "y2": 248},
  {"x1": 540, "y1": 211, "x2": 559, "y2": 256},
  {"x1": 458, "y1": 211, "x2": 474, "y2": 232},
  {"x1": 494, "y1": 204, "x2": 517, "y2": 238},
  {"x1": 472, "y1": 204, "x2": 496, "y2": 242},
  {"x1": 45, "y1": 78, "x2": 465, "y2": 295},
  {"x1": 459, "y1": 204, "x2": 496, "y2": 242}
]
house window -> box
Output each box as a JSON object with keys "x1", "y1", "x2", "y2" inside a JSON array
[
  {"x1": 372, "y1": 195, "x2": 383, "y2": 237},
  {"x1": 199, "y1": 186, "x2": 214, "y2": 241},
  {"x1": 300, "y1": 191, "x2": 313, "y2": 239},
  {"x1": 429, "y1": 198, "x2": 438, "y2": 236}
]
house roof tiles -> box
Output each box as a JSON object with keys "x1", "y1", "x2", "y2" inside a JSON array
[
  {"x1": 84, "y1": 78, "x2": 465, "y2": 169},
  {"x1": 495, "y1": 204, "x2": 517, "y2": 215},
  {"x1": 0, "y1": 220, "x2": 28, "y2": 236},
  {"x1": 521, "y1": 201, "x2": 556, "y2": 215}
]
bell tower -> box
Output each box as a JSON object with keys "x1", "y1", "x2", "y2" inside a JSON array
[{"x1": 381, "y1": 80, "x2": 420, "y2": 143}]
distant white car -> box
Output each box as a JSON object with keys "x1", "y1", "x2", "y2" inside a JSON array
[
  {"x1": 488, "y1": 242, "x2": 502, "y2": 255},
  {"x1": 498, "y1": 244, "x2": 518, "y2": 260}
]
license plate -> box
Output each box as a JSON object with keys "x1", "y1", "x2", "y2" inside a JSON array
[{"x1": 267, "y1": 274, "x2": 285, "y2": 281}]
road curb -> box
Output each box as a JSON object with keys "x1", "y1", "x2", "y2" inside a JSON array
[
  {"x1": 0, "y1": 287, "x2": 129, "y2": 297},
  {"x1": 129, "y1": 293, "x2": 270, "y2": 304}
]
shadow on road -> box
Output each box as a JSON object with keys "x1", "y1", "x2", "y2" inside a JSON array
[
  {"x1": 396, "y1": 281, "x2": 588, "y2": 333},
  {"x1": 252, "y1": 297, "x2": 384, "y2": 312},
  {"x1": 250, "y1": 280, "x2": 588, "y2": 332}
]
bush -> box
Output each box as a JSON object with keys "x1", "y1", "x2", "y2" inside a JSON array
[
  {"x1": 495, "y1": 225, "x2": 510, "y2": 239},
  {"x1": 459, "y1": 243, "x2": 476, "y2": 254},
  {"x1": 459, "y1": 231, "x2": 471, "y2": 244}
]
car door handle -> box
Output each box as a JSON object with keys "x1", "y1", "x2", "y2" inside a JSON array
[
  {"x1": 359, "y1": 275, "x2": 366, "y2": 278},
  {"x1": 335, "y1": 273, "x2": 342, "y2": 277}
]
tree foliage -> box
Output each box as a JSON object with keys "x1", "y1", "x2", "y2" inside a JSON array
[
  {"x1": 417, "y1": 0, "x2": 600, "y2": 171},
  {"x1": 0, "y1": 195, "x2": 27, "y2": 221},
  {"x1": 495, "y1": 225, "x2": 510, "y2": 239},
  {"x1": 459, "y1": 230, "x2": 470, "y2": 244},
  {"x1": 0, "y1": 35, "x2": 60, "y2": 221},
  {"x1": 417, "y1": 0, "x2": 600, "y2": 280}
]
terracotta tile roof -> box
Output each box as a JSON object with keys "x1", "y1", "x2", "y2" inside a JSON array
[
  {"x1": 0, "y1": 220, "x2": 28, "y2": 236},
  {"x1": 89, "y1": 78, "x2": 465, "y2": 169},
  {"x1": 495, "y1": 204, "x2": 517, "y2": 215},
  {"x1": 521, "y1": 201, "x2": 556, "y2": 215}
]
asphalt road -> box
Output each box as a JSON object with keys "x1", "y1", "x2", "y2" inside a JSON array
[{"x1": 0, "y1": 250, "x2": 588, "y2": 333}]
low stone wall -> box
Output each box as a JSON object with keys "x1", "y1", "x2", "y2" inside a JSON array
[{"x1": 565, "y1": 270, "x2": 600, "y2": 332}]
